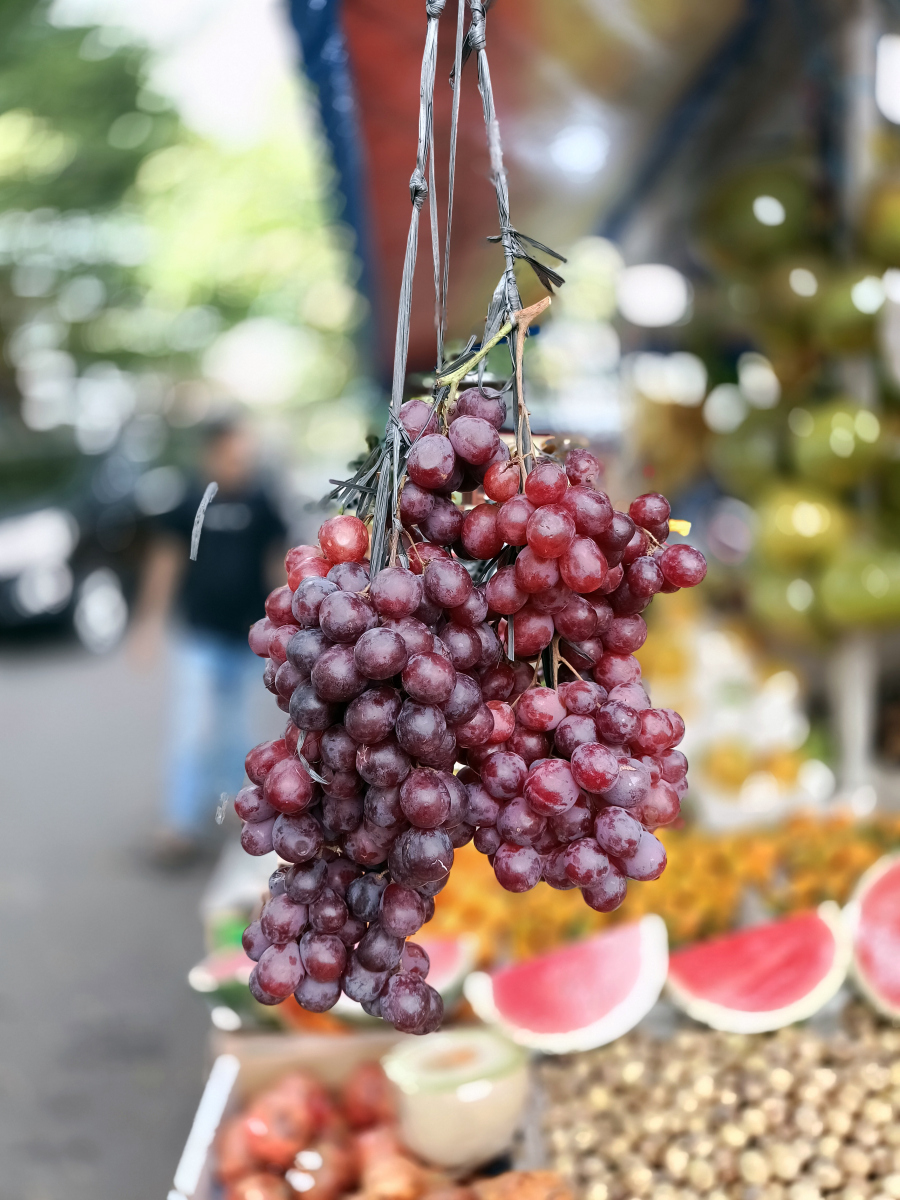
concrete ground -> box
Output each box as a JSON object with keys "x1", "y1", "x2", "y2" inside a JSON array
[{"x1": 0, "y1": 636, "x2": 232, "y2": 1200}]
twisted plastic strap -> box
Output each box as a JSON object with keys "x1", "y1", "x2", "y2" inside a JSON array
[{"x1": 372, "y1": 0, "x2": 444, "y2": 575}]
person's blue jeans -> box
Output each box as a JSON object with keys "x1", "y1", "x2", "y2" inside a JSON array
[{"x1": 164, "y1": 629, "x2": 261, "y2": 836}]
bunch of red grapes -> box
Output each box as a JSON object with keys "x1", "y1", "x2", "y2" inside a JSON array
[{"x1": 237, "y1": 388, "x2": 707, "y2": 1035}]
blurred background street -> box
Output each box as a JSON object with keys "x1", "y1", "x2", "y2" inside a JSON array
[{"x1": 0, "y1": 640, "x2": 211, "y2": 1199}]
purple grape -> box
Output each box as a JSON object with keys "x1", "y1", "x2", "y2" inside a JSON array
[
  {"x1": 310, "y1": 888, "x2": 349, "y2": 933},
  {"x1": 344, "y1": 687, "x2": 403, "y2": 745},
  {"x1": 442, "y1": 673, "x2": 483, "y2": 725},
  {"x1": 381, "y1": 971, "x2": 430, "y2": 1033},
  {"x1": 399, "y1": 768, "x2": 451, "y2": 828},
  {"x1": 356, "y1": 922, "x2": 404, "y2": 971},
  {"x1": 272, "y1": 813, "x2": 324, "y2": 863},
  {"x1": 320, "y1": 725, "x2": 359, "y2": 771},
  {"x1": 248, "y1": 967, "x2": 282, "y2": 1005},
  {"x1": 311, "y1": 644, "x2": 367, "y2": 702},
  {"x1": 286, "y1": 859, "x2": 328, "y2": 904},
  {"x1": 294, "y1": 975, "x2": 341, "y2": 1012},
  {"x1": 496, "y1": 797, "x2": 547, "y2": 847},
  {"x1": 354, "y1": 628, "x2": 409, "y2": 680},
  {"x1": 401, "y1": 941, "x2": 430, "y2": 977},
  {"x1": 289, "y1": 683, "x2": 337, "y2": 731},
  {"x1": 342, "y1": 952, "x2": 389, "y2": 1003},
  {"x1": 241, "y1": 817, "x2": 276, "y2": 856},
  {"x1": 356, "y1": 738, "x2": 411, "y2": 787},
  {"x1": 287, "y1": 628, "x2": 332, "y2": 674},
  {"x1": 260, "y1": 894, "x2": 308, "y2": 943},
  {"x1": 493, "y1": 843, "x2": 542, "y2": 892},
  {"x1": 299, "y1": 931, "x2": 347, "y2": 982},
  {"x1": 594, "y1": 805, "x2": 642, "y2": 857},
  {"x1": 380, "y1": 882, "x2": 426, "y2": 937},
  {"x1": 480, "y1": 752, "x2": 527, "y2": 800},
  {"x1": 347, "y1": 873, "x2": 388, "y2": 921},
  {"x1": 396, "y1": 701, "x2": 447, "y2": 758},
  {"x1": 291, "y1": 577, "x2": 338, "y2": 627},
  {"x1": 242, "y1": 920, "x2": 272, "y2": 962},
  {"x1": 582, "y1": 869, "x2": 628, "y2": 911},
  {"x1": 257, "y1": 942, "x2": 304, "y2": 997}
]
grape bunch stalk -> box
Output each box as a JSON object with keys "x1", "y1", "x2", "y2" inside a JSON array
[{"x1": 235, "y1": 386, "x2": 707, "y2": 1036}]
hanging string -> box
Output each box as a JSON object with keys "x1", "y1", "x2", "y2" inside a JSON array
[
  {"x1": 439, "y1": 0, "x2": 466, "y2": 369},
  {"x1": 370, "y1": 0, "x2": 446, "y2": 576}
]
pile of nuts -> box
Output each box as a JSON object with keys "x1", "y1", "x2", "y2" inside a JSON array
[{"x1": 539, "y1": 1006, "x2": 900, "y2": 1200}]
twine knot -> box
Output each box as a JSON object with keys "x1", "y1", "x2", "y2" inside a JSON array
[
  {"x1": 409, "y1": 167, "x2": 428, "y2": 208},
  {"x1": 468, "y1": 2, "x2": 486, "y2": 49},
  {"x1": 425, "y1": 0, "x2": 446, "y2": 15}
]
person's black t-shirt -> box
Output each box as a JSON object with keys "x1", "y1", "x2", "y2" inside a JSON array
[{"x1": 159, "y1": 483, "x2": 286, "y2": 641}]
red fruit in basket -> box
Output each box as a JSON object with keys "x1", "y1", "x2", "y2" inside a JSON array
[
  {"x1": 342, "y1": 1062, "x2": 396, "y2": 1129},
  {"x1": 407, "y1": 433, "x2": 456, "y2": 489},
  {"x1": 508, "y1": 605, "x2": 554, "y2": 657},
  {"x1": 226, "y1": 1172, "x2": 291, "y2": 1199},
  {"x1": 484, "y1": 459, "x2": 520, "y2": 502},
  {"x1": 257, "y1": 941, "x2": 304, "y2": 998},
  {"x1": 525, "y1": 758, "x2": 580, "y2": 815},
  {"x1": 493, "y1": 842, "x2": 542, "y2": 892},
  {"x1": 454, "y1": 385, "x2": 507, "y2": 429},
  {"x1": 318, "y1": 514, "x2": 369, "y2": 564},
  {"x1": 245, "y1": 738, "x2": 289, "y2": 785},
  {"x1": 559, "y1": 536, "x2": 608, "y2": 593},
  {"x1": 629, "y1": 492, "x2": 670, "y2": 530},
  {"x1": 421, "y1": 495, "x2": 464, "y2": 545},
  {"x1": 497, "y1": 494, "x2": 536, "y2": 545},
  {"x1": 263, "y1": 759, "x2": 314, "y2": 814},
  {"x1": 449, "y1": 415, "x2": 499, "y2": 465},
  {"x1": 565, "y1": 447, "x2": 601, "y2": 487},
  {"x1": 399, "y1": 397, "x2": 439, "y2": 439},
  {"x1": 659, "y1": 544, "x2": 707, "y2": 588},
  {"x1": 517, "y1": 687, "x2": 567, "y2": 731},
  {"x1": 424, "y1": 559, "x2": 472, "y2": 607}
]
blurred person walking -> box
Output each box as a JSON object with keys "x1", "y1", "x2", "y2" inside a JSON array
[{"x1": 130, "y1": 417, "x2": 286, "y2": 866}]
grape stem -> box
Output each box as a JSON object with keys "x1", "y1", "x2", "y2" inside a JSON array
[
  {"x1": 435, "y1": 318, "x2": 515, "y2": 391},
  {"x1": 511, "y1": 297, "x2": 550, "y2": 483},
  {"x1": 558, "y1": 655, "x2": 585, "y2": 682}
]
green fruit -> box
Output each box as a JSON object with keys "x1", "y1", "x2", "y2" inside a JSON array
[
  {"x1": 808, "y1": 268, "x2": 881, "y2": 353},
  {"x1": 756, "y1": 485, "x2": 849, "y2": 567},
  {"x1": 790, "y1": 398, "x2": 882, "y2": 490},
  {"x1": 819, "y1": 547, "x2": 900, "y2": 626},
  {"x1": 696, "y1": 164, "x2": 813, "y2": 269},
  {"x1": 747, "y1": 568, "x2": 818, "y2": 638},
  {"x1": 707, "y1": 410, "x2": 781, "y2": 501},
  {"x1": 863, "y1": 178, "x2": 900, "y2": 266}
]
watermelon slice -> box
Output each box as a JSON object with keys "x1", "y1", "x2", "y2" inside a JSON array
[
  {"x1": 845, "y1": 853, "x2": 900, "y2": 1018},
  {"x1": 464, "y1": 916, "x2": 668, "y2": 1053},
  {"x1": 667, "y1": 903, "x2": 850, "y2": 1033}
]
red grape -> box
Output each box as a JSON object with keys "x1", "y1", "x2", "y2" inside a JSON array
[
  {"x1": 524, "y1": 758, "x2": 579, "y2": 815},
  {"x1": 516, "y1": 687, "x2": 567, "y2": 731},
  {"x1": 493, "y1": 843, "x2": 542, "y2": 891},
  {"x1": 565, "y1": 448, "x2": 601, "y2": 487},
  {"x1": 461, "y1": 504, "x2": 505, "y2": 559},
  {"x1": 497, "y1": 495, "x2": 536, "y2": 545},
  {"x1": 484, "y1": 460, "x2": 520, "y2": 502},
  {"x1": 514, "y1": 546, "x2": 560, "y2": 594},
  {"x1": 659, "y1": 544, "x2": 707, "y2": 587},
  {"x1": 453, "y1": 385, "x2": 507, "y2": 428},
  {"x1": 485, "y1": 565, "x2": 527, "y2": 615},
  {"x1": 407, "y1": 434, "x2": 456, "y2": 489}
]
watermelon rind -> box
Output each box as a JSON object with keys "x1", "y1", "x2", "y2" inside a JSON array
[
  {"x1": 464, "y1": 914, "x2": 669, "y2": 1054},
  {"x1": 844, "y1": 852, "x2": 900, "y2": 1020},
  {"x1": 666, "y1": 901, "x2": 851, "y2": 1034}
]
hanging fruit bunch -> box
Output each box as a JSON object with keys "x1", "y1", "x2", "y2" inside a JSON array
[{"x1": 223, "y1": 0, "x2": 707, "y2": 1035}]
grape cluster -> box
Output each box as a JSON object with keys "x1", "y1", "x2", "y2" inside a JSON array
[{"x1": 237, "y1": 389, "x2": 707, "y2": 1033}]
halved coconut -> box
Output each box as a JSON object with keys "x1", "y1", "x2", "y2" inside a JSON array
[
  {"x1": 464, "y1": 915, "x2": 669, "y2": 1053},
  {"x1": 844, "y1": 853, "x2": 900, "y2": 1018},
  {"x1": 667, "y1": 903, "x2": 850, "y2": 1033}
]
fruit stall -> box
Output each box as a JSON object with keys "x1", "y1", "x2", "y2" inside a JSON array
[{"x1": 168, "y1": 3, "x2": 900, "y2": 1198}]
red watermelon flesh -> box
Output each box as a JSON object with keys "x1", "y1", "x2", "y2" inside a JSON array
[
  {"x1": 416, "y1": 937, "x2": 475, "y2": 997},
  {"x1": 465, "y1": 916, "x2": 668, "y2": 1053},
  {"x1": 667, "y1": 905, "x2": 849, "y2": 1033},
  {"x1": 493, "y1": 925, "x2": 644, "y2": 1034},
  {"x1": 849, "y1": 855, "x2": 900, "y2": 1016}
]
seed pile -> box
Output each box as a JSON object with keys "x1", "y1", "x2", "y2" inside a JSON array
[{"x1": 539, "y1": 1007, "x2": 900, "y2": 1200}]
